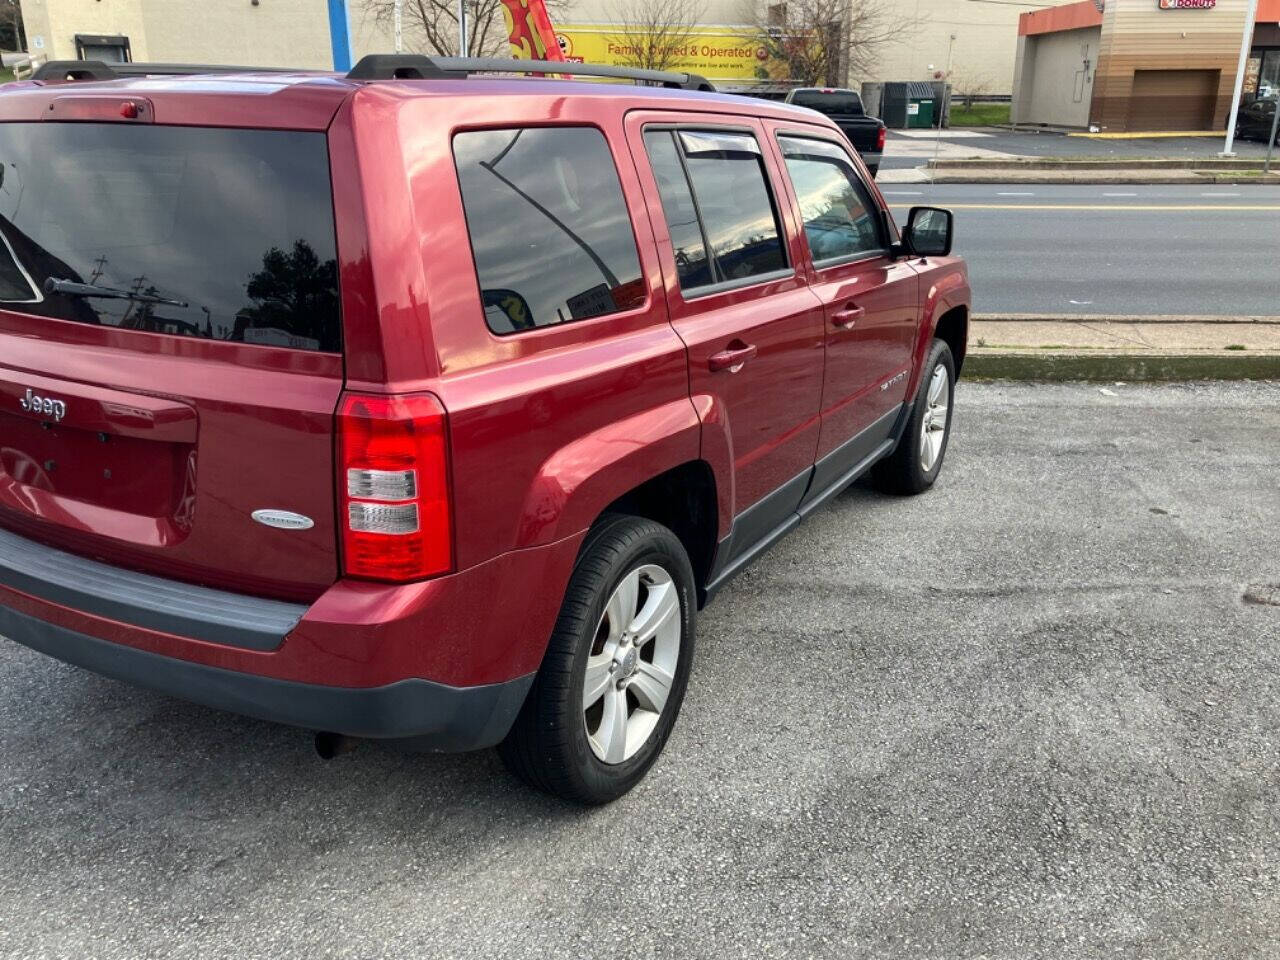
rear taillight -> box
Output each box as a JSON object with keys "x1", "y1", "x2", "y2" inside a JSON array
[
  {"x1": 337, "y1": 392, "x2": 452, "y2": 583},
  {"x1": 876, "y1": 126, "x2": 887, "y2": 152}
]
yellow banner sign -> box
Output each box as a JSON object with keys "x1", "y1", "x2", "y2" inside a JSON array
[{"x1": 554, "y1": 24, "x2": 786, "y2": 82}]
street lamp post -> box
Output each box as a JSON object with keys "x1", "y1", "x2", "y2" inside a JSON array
[
  {"x1": 1222, "y1": 0, "x2": 1259, "y2": 157},
  {"x1": 458, "y1": 0, "x2": 468, "y2": 56}
]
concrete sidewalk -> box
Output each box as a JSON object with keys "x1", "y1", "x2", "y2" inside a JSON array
[
  {"x1": 968, "y1": 315, "x2": 1280, "y2": 381},
  {"x1": 882, "y1": 167, "x2": 1280, "y2": 186},
  {"x1": 880, "y1": 157, "x2": 1280, "y2": 186}
]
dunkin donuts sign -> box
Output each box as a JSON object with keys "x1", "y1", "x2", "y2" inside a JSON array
[{"x1": 1158, "y1": 0, "x2": 1216, "y2": 8}]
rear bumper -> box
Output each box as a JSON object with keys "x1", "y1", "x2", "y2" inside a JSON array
[
  {"x1": 0, "y1": 597, "x2": 533, "y2": 748},
  {"x1": 0, "y1": 524, "x2": 583, "y2": 748}
]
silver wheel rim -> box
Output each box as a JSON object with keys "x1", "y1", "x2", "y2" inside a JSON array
[
  {"x1": 919, "y1": 363, "x2": 950, "y2": 473},
  {"x1": 583, "y1": 564, "x2": 681, "y2": 765}
]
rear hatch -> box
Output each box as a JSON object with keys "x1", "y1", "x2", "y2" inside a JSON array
[{"x1": 0, "y1": 119, "x2": 345, "y2": 603}]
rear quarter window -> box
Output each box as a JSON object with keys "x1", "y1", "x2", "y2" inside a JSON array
[
  {"x1": 452, "y1": 126, "x2": 645, "y2": 334},
  {"x1": 0, "y1": 124, "x2": 341, "y2": 352}
]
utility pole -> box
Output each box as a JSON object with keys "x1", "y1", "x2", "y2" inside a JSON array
[
  {"x1": 1221, "y1": 0, "x2": 1258, "y2": 157},
  {"x1": 394, "y1": 0, "x2": 403, "y2": 53},
  {"x1": 458, "y1": 0, "x2": 468, "y2": 56}
]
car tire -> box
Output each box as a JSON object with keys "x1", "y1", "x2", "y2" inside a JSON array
[
  {"x1": 498, "y1": 514, "x2": 696, "y2": 805},
  {"x1": 872, "y1": 338, "x2": 956, "y2": 496}
]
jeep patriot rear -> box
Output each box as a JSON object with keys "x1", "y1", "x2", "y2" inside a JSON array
[{"x1": 0, "y1": 57, "x2": 969, "y2": 804}]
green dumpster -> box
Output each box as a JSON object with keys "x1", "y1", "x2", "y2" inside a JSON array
[{"x1": 907, "y1": 94, "x2": 935, "y2": 128}]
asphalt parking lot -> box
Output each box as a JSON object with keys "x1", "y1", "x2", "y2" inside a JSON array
[{"x1": 2, "y1": 380, "x2": 1278, "y2": 960}]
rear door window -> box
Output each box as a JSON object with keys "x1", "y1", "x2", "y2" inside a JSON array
[
  {"x1": 0, "y1": 123, "x2": 341, "y2": 352},
  {"x1": 453, "y1": 127, "x2": 645, "y2": 334},
  {"x1": 643, "y1": 128, "x2": 788, "y2": 293},
  {"x1": 788, "y1": 91, "x2": 863, "y2": 116},
  {"x1": 642, "y1": 130, "x2": 713, "y2": 290},
  {"x1": 777, "y1": 135, "x2": 885, "y2": 265}
]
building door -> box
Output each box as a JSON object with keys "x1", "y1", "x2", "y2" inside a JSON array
[{"x1": 1127, "y1": 70, "x2": 1219, "y2": 131}]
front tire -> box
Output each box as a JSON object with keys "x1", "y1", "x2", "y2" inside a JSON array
[
  {"x1": 873, "y1": 339, "x2": 956, "y2": 495},
  {"x1": 498, "y1": 515, "x2": 696, "y2": 804}
]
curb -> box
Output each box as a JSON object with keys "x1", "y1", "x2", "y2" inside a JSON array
[
  {"x1": 965, "y1": 352, "x2": 1280, "y2": 382},
  {"x1": 974, "y1": 314, "x2": 1280, "y2": 325},
  {"x1": 922, "y1": 174, "x2": 1280, "y2": 185},
  {"x1": 1066, "y1": 130, "x2": 1220, "y2": 140},
  {"x1": 877, "y1": 171, "x2": 1280, "y2": 186},
  {"x1": 928, "y1": 158, "x2": 1267, "y2": 170}
]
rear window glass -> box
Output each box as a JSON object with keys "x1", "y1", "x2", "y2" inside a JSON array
[
  {"x1": 0, "y1": 123, "x2": 340, "y2": 352},
  {"x1": 453, "y1": 127, "x2": 645, "y2": 334},
  {"x1": 789, "y1": 91, "x2": 863, "y2": 116}
]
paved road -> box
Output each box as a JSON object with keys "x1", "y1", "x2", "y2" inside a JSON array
[
  {"x1": 880, "y1": 184, "x2": 1280, "y2": 316},
  {"x1": 881, "y1": 128, "x2": 1275, "y2": 171},
  {"x1": 3, "y1": 382, "x2": 1279, "y2": 960}
]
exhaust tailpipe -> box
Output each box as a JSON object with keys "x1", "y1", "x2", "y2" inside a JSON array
[{"x1": 314, "y1": 731, "x2": 360, "y2": 760}]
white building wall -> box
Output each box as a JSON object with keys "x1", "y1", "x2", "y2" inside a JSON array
[{"x1": 18, "y1": 0, "x2": 396, "y2": 70}]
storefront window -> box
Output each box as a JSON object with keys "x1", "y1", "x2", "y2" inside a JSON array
[{"x1": 1260, "y1": 50, "x2": 1280, "y2": 99}]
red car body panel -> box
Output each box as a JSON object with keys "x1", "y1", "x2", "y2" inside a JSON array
[
  {"x1": 0, "y1": 316, "x2": 345, "y2": 602},
  {"x1": 0, "y1": 72, "x2": 970, "y2": 739},
  {"x1": 623, "y1": 110, "x2": 826, "y2": 537}
]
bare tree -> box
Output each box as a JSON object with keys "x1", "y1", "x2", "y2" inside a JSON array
[
  {"x1": 949, "y1": 68, "x2": 993, "y2": 111},
  {"x1": 605, "y1": 0, "x2": 700, "y2": 73},
  {"x1": 359, "y1": 0, "x2": 564, "y2": 58},
  {"x1": 741, "y1": 0, "x2": 896, "y2": 87},
  {"x1": 2, "y1": 0, "x2": 26, "y2": 53}
]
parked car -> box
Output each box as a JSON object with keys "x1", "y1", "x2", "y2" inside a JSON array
[
  {"x1": 0, "y1": 56, "x2": 968, "y2": 804},
  {"x1": 1235, "y1": 96, "x2": 1278, "y2": 144},
  {"x1": 784, "y1": 87, "x2": 888, "y2": 178}
]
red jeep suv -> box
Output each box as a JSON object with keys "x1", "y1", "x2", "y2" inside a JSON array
[{"x1": 0, "y1": 56, "x2": 969, "y2": 804}]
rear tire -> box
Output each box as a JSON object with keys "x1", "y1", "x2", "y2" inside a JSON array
[
  {"x1": 873, "y1": 339, "x2": 956, "y2": 496},
  {"x1": 498, "y1": 514, "x2": 696, "y2": 804}
]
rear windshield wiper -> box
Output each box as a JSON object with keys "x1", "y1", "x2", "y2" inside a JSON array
[{"x1": 44, "y1": 277, "x2": 188, "y2": 308}]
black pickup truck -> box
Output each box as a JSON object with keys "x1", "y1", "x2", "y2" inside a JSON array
[{"x1": 784, "y1": 88, "x2": 887, "y2": 178}]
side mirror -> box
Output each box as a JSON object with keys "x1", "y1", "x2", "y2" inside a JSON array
[{"x1": 901, "y1": 206, "x2": 954, "y2": 258}]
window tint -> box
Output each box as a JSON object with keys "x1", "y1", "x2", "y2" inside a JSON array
[
  {"x1": 676, "y1": 130, "x2": 787, "y2": 285},
  {"x1": 453, "y1": 127, "x2": 645, "y2": 334},
  {"x1": 778, "y1": 136, "x2": 883, "y2": 264},
  {"x1": 0, "y1": 124, "x2": 340, "y2": 351},
  {"x1": 642, "y1": 131, "x2": 713, "y2": 290}
]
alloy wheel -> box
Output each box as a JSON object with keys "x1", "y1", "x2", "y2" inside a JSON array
[
  {"x1": 919, "y1": 363, "x2": 950, "y2": 472},
  {"x1": 582, "y1": 564, "x2": 681, "y2": 765}
]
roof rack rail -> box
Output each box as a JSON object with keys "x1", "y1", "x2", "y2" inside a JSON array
[
  {"x1": 32, "y1": 60, "x2": 297, "y2": 82},
  {"x1": 345, "y1": 55, "x2": 454, "y2": 80},
  {"x1": 345, "y1": 54, "x2": 715, "y2": 92}
]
